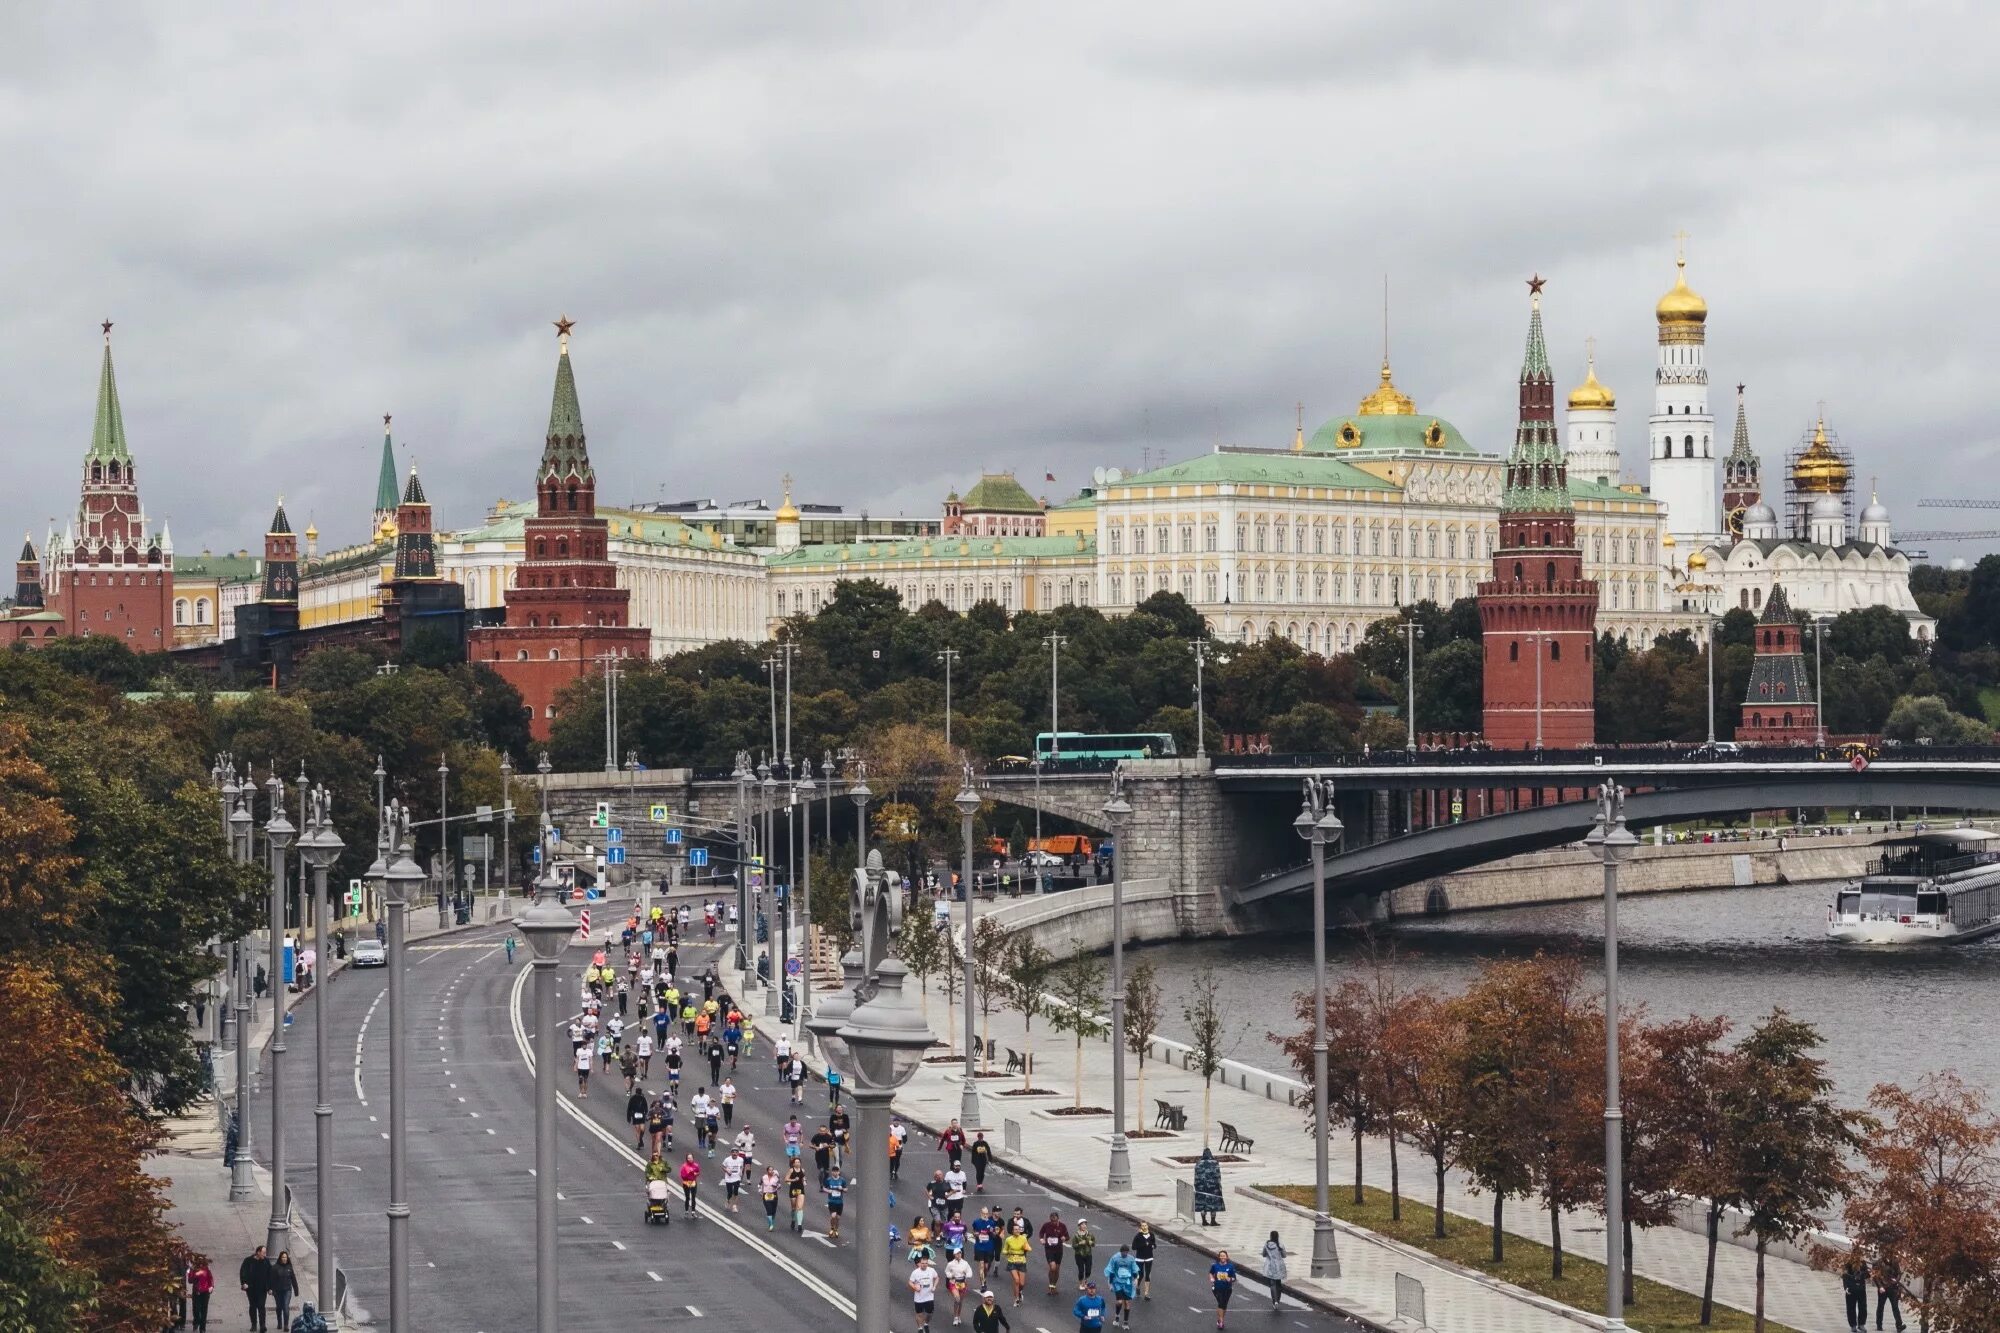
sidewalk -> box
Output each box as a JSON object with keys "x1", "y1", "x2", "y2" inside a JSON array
[{"x1": 159, "y1": 901, "x2": 497, "y2": 1325}]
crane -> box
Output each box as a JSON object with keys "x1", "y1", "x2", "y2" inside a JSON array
[
  {"x1": 1917, "y1": 499, "x2": 2000, "y2": 509},
  {"x1": 1891, "y1": 530, "x2": 2000, "y2": 542}
]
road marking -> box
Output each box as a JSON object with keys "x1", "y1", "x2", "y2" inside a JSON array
[
  {"x1": 485, "y1": 1127, "x2": 495, "y2": 1134},
  {"x1": 686, "y1": 1308, "x2": 702, "y2": 1318},
  {"x1": 508, "y1": 960, "x2": 857, "y2": 1320},
  {"x1": 611, "y1": 1240, "x2": 626, "y2": 1251},
  {"x1": 580, "y1": 1215, "x2": 593, "y2": 1225},
  {"x1": 505, "y1": 1147, "x2": 516, "y2": 1154},
  {"x1": 647, "y1": 1270, "x2": 662, "y2": 1282},
  {"x1": 470, "y1": 1111, "x2": 481, "y2": 1119}
]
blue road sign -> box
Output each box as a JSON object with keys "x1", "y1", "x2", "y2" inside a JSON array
[
  {"x1": 531, "y1": 846, "x2": 542, "y2": 865},
  {"x1": 687, "y1": 848, "x2": 709, "y2": 868},
  {"x1": 586, "y1": 887, "x2": 602, "y2": 901},
  {"x1": 786, "y1": 956, "x2": 802, "y2": 977},
  {"x1": 665, "y1": 828, "x2": 683, "y2": 846},
  {"x1": 549, "y1": 826, "x2": 562, "y2": 843},
  {"x1": 775, "y1": 883, "x2": 789, "y2": 901},
  {"x1": 607, "y1": 827, "x2": 623, "y2": 846},
  {"x1": 606, "y1": 847, "x2": 626, "y2": 866}
]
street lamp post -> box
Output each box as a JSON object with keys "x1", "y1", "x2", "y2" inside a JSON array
[
  {"x1": 1103, "y1": 774, "x2": 1134, "y2": 1191},
  {"x1": 1530, "y1": 629, "x2": 1548, "y2": 750},
  {"x1": 938, "y1": 647, "x2": 960, "y2": 749},
  {"x1": 1294, "y1": 779, "x2": 1344, "y2": 1279},
  {"x1": 1812, "y1": 617, "x2": 1828, "y2": 748},
  {"x1": 296, "y1": 788, "x2": 344, "y2": 1327},
  {"x1": 1586, "y1": 784, "x2": 1639, "y2": 1332},
  {"x1": 733, "y1": 754, "x2": 754, "y2": 982},
  {"x1": 1403, "y1": 620, "x2": 1423, "y2": 751},
  {"x1": 760, "y1": 761, "x2": 779, "y2": 1017},
  {"x1": 263, "y1": 775, "x2": 297, "y2": 1258},
  {"x1": 851, "y1": 763, "x2": 872, "y2": 874},
  {"x1": 1191, "y1": 639, "x2": 1208, "y2": 758},
  {"x1": 1044, "y1": 632, "x2": 1067, "y2": 761},
  {"x1": 377, "y1": 803, "x2": 427, "y2": 1333},
  {"x1": 499, "y1": 753, "x2": 513, "y2": 902},
  {"x1": 515, "y1": 843, "x2": 575, "y2": 1333},
  {"x1": 228, "y1": 778, "x2": 256, "y2": 1203},
  {"x1": 795, "y1": 770, "x2": 818, "y2": 1040},
  {"x1": 1705, "y1": 617, "x2": 1717, "y2": 747},
  {"x1": 1032, "y1": 759, "x2": 1043, "y2": 887},
  {"x1": 954, "y1": 768, "x2": 983, "y2": 1130}
]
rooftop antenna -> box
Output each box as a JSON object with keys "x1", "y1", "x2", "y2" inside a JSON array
[{"x1": 1382, "y1": 274, "x2": 1390, "y2": 365}]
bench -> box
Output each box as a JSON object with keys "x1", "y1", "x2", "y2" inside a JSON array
[
  {"x1": 1154, "y1": 1100, "x2": 1187, "y2": 1132},
  {"x1": 1218, "y1": 1121, "x2": 1254, "y2": 1154},
  {"x1": 1005, "y1": 1047, "x2": 1030, "y2": 1075}
]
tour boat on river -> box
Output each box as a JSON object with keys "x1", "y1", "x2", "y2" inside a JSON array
[{"x1": 1827, "y1": 829, "x2": 2000, "y2": 944}]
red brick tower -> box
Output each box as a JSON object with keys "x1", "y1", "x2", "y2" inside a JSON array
[
  {"x1": 1479, "y1": 278, "x2": 1600, "y2": 748},
  {"x1": 45, "y1": 323, "x2": 175, "y2": 646},
  {"x1": 471, "y1": 319, "x2": 649, "y2": 739},
  {"x1": 1737, "y1": 584, "x2": 1817, "y2": 742}
]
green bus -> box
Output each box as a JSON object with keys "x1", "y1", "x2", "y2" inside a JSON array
[{"x1": 1033, "y1": 732, "x2": 1177, "y2": 761}]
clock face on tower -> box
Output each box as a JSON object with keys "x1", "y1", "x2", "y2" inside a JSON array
[{"x1": 1727, "y1": 505, "x2": 1749, "y2": 538}]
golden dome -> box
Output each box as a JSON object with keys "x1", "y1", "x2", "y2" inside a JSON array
[
  {"x1": 1357, "y1": 360, "x2": 1416, "y2": 416},
  {"x1": 1661, "y1": 532, "x2": 1677, "y2": 547},
  {"x1": 304, "y1": 522, "x2": 319, "y2": 538},
  {"x1": 1790, "y1": 417, "x2": 1850, "y2": 494},
  {"x1": 1656, "y1": 256, "x2": 1708, "y2": 325},
  {"x1": 774, "y1": 473, "x2": 800, "y2": 522},
  {"x1": 1687, "y1": 549, "x2": 1709, "y2": 570},
  {"x1": 1566, "y1": 356, "x2": 1616, "y2": 412}
]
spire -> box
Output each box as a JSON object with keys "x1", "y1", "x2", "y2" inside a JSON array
[
  {"x1": 375, "y1": 414, "x2": 400, "y2": 516},
  {"x1": 19, "y1": 535, "x2": 36, "y2": 562},
  {"x1": 1727, "y1": 383, "x2": 1755, "y2": 461},
  {"x1": 401, "y1": 461, "x2": 427, "y2": 506},
  {"x1": 392, "y1": 461, "x2": 437, "y2": 580},
  {"x1": 269, "y1": 497, "x2": 293, "y2": 534},
  {"x1": 539, "y1": 316, "x2": 594, "y2": 487},
  {"x1": 1503, "y1": 275, "x2": 1570, "y2": 513},
  {"x1": 87, "y1": 322, "x2": 132, "y2": 463}
]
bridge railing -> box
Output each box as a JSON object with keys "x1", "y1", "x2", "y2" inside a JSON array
[{"x1": 1215, "y1": 743, "x2": 2000, "y2": 770}]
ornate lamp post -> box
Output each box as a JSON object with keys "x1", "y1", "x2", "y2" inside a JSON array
[
  {"x1": 1586, "y1": 783, "x2": 1640, "y2": 1332},
  {"x1": 759, "y1": 760, "x2": 779, "y2": 1017},
  {"x1": 851, "y1": 762, "x2": 871, "y2": 874},
  {"x1": 732, "y1": 753, "x2": 754, "y2": 982},
  {"x1": 499, "y1": 752, "x2": 514, "y2": 901},
  {"x1": 795, "y1": 769, "x2": 818, "y2": 1039},
  {"x1": 263, "y1": 774, "x2": 297, "y2": 1258},
  {"x1": 515, "y1": 841, "x2": 575, "y2": 1333},
  {"x1": 1295, "y1": 778, "x2": 1343, "y2": 1279},
  {"x1": 375, "y1": 803, "x2": 428, "y2": 1333},
  {"x1": 296, "y1": 788, "x2": 344, "y2": 1325},
  {"x1": 1102, "y1": 774, "x2": 1134, "y2": 1191},
  {"x1": 954, "y1": 767, "x2": 983, "y2": 1130},
  {"x1": 228, "y1": 776, "x2": 256, "y2": 1202}
]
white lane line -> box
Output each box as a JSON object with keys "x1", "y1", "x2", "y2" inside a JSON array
[
  {"x1": 506, "y1": 1147, "x2": 516, "y2": 1155},
  {"x1": 611, "y1": 1240, "x2": 626, "y2": 1250},
  {"x1": 580, "y1": 1215, "x2": 593, "y2": 1225},
  {"x1": 685, "y1": 1309, "x2": 702, "y2": 1318},
  {"x1": 646, "y1": 1270, "x2": 662, "y2": 1282},
  {"x1": 507, "y1": 960, "x2": 856, "y2": 1320}
]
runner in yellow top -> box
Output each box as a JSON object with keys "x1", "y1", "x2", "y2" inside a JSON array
[{"x1": 999, "y1": 1226, "x2": 1032, "y2": 1307}]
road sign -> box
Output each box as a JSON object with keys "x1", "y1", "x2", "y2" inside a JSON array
[
  {"x1": 1450, "y1": 800, "x2": 1464, "y2": 817},
  {"x1": 785, "y1": 956, "x2": 802, "y2": 977},
  {"x1": 775, "y1": 883, "x2": 789, "y2": 902},
  {"x1": 607, "y1": 827, "x2": 623, "y2": 846},
  {"x1": 548, "y1": 825, "x2": 562, "y2": 844},
  {"x1": 606, "y1": 847, "x2": 626, "y2": 866},
  {"x1": 476, "y1": 803, "x2": 494, "y2": 824},
  {"x1": 462, "y1": 834, "x2": 492, "y2": 860},
  {"x1": 665, "y1": 828, "x2": 683, "y2": 846},
  {"x1": 591, "y1": 802, "x2": 610, "y2": 828},
  {"x1": 586, "y1": 887, "x2": 602, "y2": 901},
  {"x1": 688, "y1": 848, "x2": 709, "y2": 869},
  {"x1": 577, "y1": 907, "x2": 591, "y2": 937},
  {"x1": 571, "y1": 886, "x2": 585, "y2": 902},
  {"x1": 649, "y1": 804, "x2": 670, "y2": 824},
  {"x1": 531, "y1": 846, "x2": 542, "y2": 866}
]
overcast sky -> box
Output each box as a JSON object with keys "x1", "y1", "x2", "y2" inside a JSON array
[{"x1": 5, "y1": 3, "x2": 1996, "y2": 560}]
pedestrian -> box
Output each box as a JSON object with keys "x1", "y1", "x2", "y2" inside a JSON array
[
  {"x1": 1874, "y1": 1255, "x2": 1906, "y2": 1332},
  {"x1": 1000, "y1": 1221, "x2": 1031, "y2": 1306},
  {"x1": 289, "y1": 1300, "x2": 329, "y2": 1333},
  {"x1": 1038, "y1": 1210, "x2": 1069, "y2": 1295},
  {"x1": 760, "y1": 1165, "x2": 782, "y2": 1231},
  {"x1": 678, "y1": 1152, "x2": 702, "y2": 1214},
  {"x1": 1070, "y1": 1219, "x2": 1095, "y2": 1284},
  {"x1": 1193, "y1": 1147, "x2": 1225, "y2": 1225},
  {"x1": 1842, "y1": 1254, "x2": 1870, "y2": 1332},
  {"x1": 718, "y1": 1076, "x2": 737, "y2": 1126},
  {"x1": 239, "y1": 1244, "x2": 271, "y2": 1331},
  {"x1": 254, "y1": 962, "x2": 269, "y2": 1000},
  {"x1": 268, "y1": 1252, "x2": 297, "y2": 1330},
  {"x1": 722, "y1": 1147, "x2": 747, "y2": 1213},
  {"x1": 826, "y1": 1064, "x2": 843, "y2": 1106},
  {"x1": 787, "y1": 1159, "x2": 809, "y2": 1233},
  {"x1": 890, "y1": 1120, "x2": 907, "y2": 1182},
  {"x1": 938, "y1": 1118, "x2": 968, "y2": 1166},
  {"x1": 1209, "y1": 1250, "x2": 1237, "y2": 1328},
  {"x1": 971, "y1": 1288, "x2": 1012, "y2": 1333},
  {"x1": 188, "y1": 1254, "x2": 215, "y2": 1332},
  {"x1": 1072, "y1": 1279, "x2": 1108, "y2": 1333},
  {"x1": 1102, "y1": 1246, "x2": 1139, "y2": 1328},
  {"x1": 823, "y1": 1166, "x2": 847, "y2": 1238},
  {"x1": 504, "y1": 934, "x2": 516, "y2": 964},
  {"x1": 969, "y1": 1130, "x2": 992, "y2": 1191},
  {"x1": 1259, "y1": 1231, "x2": 1287, "y2": 1304},
  {"x1": 1130, "y1": 1222, "x2": 1156, "y2": 1300},
  {"x1": 909, "y1": 1254, "x2": 941, "y2": 1332},
  {"x1": 574, "y1": 1041, "x2": 593, "y2": 1097},
  {"x1": 944, "y1": 1248, "x2": 975, "y2": 1325}
]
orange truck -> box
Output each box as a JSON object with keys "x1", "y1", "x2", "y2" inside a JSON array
[{"x1": 1029, "y1": 834, "x2": 1093, "y2": 858}]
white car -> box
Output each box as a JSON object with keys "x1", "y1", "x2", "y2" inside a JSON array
[
  {"x1": 351, "y1": 939, "x2": 387, "y2": 968},
  {"x1": 1024, "y1": 851, "x2": 1066, "y2": 869}
]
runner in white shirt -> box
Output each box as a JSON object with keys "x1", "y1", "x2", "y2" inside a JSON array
[
  {"x1": 606, "y1": 1014, "x2": 624, "y2": 1044},
  {"x1": 573, "y1": 1043, "x2": 593, "y2": 1097},
  {"x1": 718, "y1": 1078, "x2": 738, "y2": 1127},
  {"x1": 721, "y1": 1149, "x2": 747, "y2": 1212},
  {"x1": 664, "y1": 1033, "x2": 683, "y2": 1059},
  {"x1": 942, "y1": 1253, "x2": 974, "y2": 1325},
  {"x1": 733, "y1": 1126, "x2": 757, "y2": 1162},
  {"x1": 908, "y1": 1257, "x2": 940, "y2": 1332},
  {"x1": 635, "y1": 1032, "x2": 653, "y2": 1078},
  {"x1": 943, "y1": 1165, "x2": 968, "y2": 1216}
]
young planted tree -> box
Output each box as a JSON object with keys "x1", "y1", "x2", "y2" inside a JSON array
[
  {"x1": 1842, "y1": 1072, "x2": 2000, "y2": 1332},
  {"x1": 1392, "y1": 991, "x2": 1468, "y2": 1239},
  {"x1": 1723, "y1": 1009, "x2": 1867, "y2": 1332},
  {"x1": 1123, "y1": 960, "x2": 1163, "y2": 1138},
  {"x1": 1045, "y1": 941, "x2": 1108, "y2": 1109},
  {"x1": 1620, "y1": 1015, "x2": 1721, "y2": 1310},
  {"x1": 892, "y1": 910, "x2": 947, "y2": 1026},
  {"x1": 1004, "y1": 935, "x2": 1054, "y2": 1090},
  {"x1": 937, "y1": 942, "x2": 964, "y2": 1057},
  {"x1": 1364, "y1": 954, "x2": 1412, "y2": 1221},
  {"x1": 972, "y1": 916, "x2": 1009, "y2": 1073},
  {"x1": 1649, "y1": 1013, "x2": 1736, "y2": 1325},
  {"x1": 1275, "y1": 978, "x2": 1377, "y2": 1205},
  {"x1": 1182, "y1": 965, "x2": 1228, "y2": 1147}
]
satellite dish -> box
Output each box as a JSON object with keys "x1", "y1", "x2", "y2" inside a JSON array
[
  {"x1": 1092, "y1": 467, "x2": 1106, "y2": 486},
  {"x1": 1106, "y1": 467, "x2": 1123, "y2": 483}
]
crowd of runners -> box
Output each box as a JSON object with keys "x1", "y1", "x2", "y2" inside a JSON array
[{"x1": 545, "y1": 900, "x2": 1276, "y2": 1332}]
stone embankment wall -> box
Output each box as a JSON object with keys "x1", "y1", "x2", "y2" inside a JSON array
[{"x1": 1377, "y1": 829, "x2": 1897, "y2": 919}]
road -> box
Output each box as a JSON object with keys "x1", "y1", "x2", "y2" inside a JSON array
[{"x1": 251, "y1": 903, "x2": 1368, "y2": 1331}]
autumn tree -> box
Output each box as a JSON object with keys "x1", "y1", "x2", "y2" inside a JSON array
[
  {"x1": 1044, "y1": 941, "x2": 1108, "y2": 1109},
  {"x1": 1843, "y1": 1072, "x2": 2000, "y2": 1333},
  {"x1": 892, "y1": 910, "x2": 948, "y2": 1027},
  {"x1": 1182, "y1": 965, "x2": 1230, "y2": 1147},
  {"x1": 1724, "y1": 1010, "x2": 1866, "y2": 1333},
  {"x1": 1391, "y1": 991, "x2": 1468, "y2": 1239},
  {"x1": 1004, "y1": 935, "x2": 1054, "y2": 1089},
  {"x1": 1123, "y1": 960, "x2": 1163, "y2": 1139},
  {"x1": 1641, "y1": 1013, "x2": 1737, "y2": 1323},
  {"x1": 1276, "y1": 979, "x2": 1377, "y2": 1205},
  {"x1": 972, "y1": 916, "x2": 1009, "y2": 1072}
]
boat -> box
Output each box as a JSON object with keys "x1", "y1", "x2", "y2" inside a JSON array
[{"x1": 1827, "y1": 829, "x2": 2000, "y2": 944}]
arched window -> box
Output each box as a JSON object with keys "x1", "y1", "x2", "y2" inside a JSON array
[
  {"x1": 1509, "y1": 641, "x2": 1519, "y2": 661},
  {"x1": 1550, "y1": 641, "x2": 1561, "y2": 662},
  {"x1": 1546, "y1": 561, "x2": 1556, "y2": 584},
  {"x1": 557, "y1": 537, "x2": 569, "y2": 558},
  {"x1": 173, "y1": 598, "x2": 188, "y2": 626},
  {"x1": 516, "y1": 649, "x2": 529, "y2": 661},
  {"x1": 1513, "y1": 561, "x2": 1524, "y2": 581},
  {"x1": 1683, "y1": 437, "x2": 1694, "y2": 458},
  {"x1": 195, "y1": 597, "x2": 211, "y2": 625},
  {"x1": 535, "y1": 539, "x2": 547, "y2": 558}
]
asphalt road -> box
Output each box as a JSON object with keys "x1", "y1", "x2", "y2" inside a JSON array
[{"x1": 252, "y1": 903, "x2": 1369, "y2": 1331}]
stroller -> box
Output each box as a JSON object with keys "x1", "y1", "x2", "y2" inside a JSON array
[{"x1": 645, "y1": 1176, "x2": 672, "y2": 1226}]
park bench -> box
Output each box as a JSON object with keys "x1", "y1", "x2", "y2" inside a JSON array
[
  {"x1": 1005, "y1": 1047, "x2": 1031, "y2": 1075},
  {"x1": 1218, "y1": 1122, "x2": 1254, "y2": 1154},
  {"x1": 1155, "y1": 1100, "x2": 1187, "y2": 1131}
]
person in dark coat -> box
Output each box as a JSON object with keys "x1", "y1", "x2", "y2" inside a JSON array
[
  {"x1": 1840, "y1": 1254, "x2": 1869, "y2": 1332},
  {"x1": 239, "y1": 1245, "x2": 271, "y2": 1331},
  {"x1": 268, "y1": 1251, "x2": 298, "y2": 1329},
  {"x1": 1193, "y1": 1148, "x2": 1225, "y2": 1226}
]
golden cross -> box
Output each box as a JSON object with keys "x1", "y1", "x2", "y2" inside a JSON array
[
  {"x1": 1585, "y1": 334, "x2": 1596, "y2": 367},
  {"x1": 1674, "y1": 229, "x2": 1690, "y2": 264}
]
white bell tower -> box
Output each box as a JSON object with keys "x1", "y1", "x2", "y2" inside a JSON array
[{"x1": 1647, "y1": 235, "x2": 1721, "y2": 546}]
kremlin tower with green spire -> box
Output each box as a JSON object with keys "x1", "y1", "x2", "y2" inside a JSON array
[{"x1": 1477, "y1": 278, "x2": 1599, "y2": 748}]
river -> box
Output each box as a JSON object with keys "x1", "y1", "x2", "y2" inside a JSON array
[{"x1": 1135, "y1": 878, "x2": 2000, "y2": 1107}]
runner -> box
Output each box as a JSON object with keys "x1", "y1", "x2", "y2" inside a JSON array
[
  {"x1": 1209, "y1": 1250, "x2": 1237, "y2": 1328},
  {"x1": 1072, "y1": 1280, "x2": 1107, "y2": 1333},
  {"x1": 626, "y1": 1085, "x2": 649, "y2": 1150},
  {"x1": 619, "y1": 1045, "x2": 638, "y2": 1092},
  {"x1": 785, "y1": 1158, "x2": 808, "y2": 1234},
  {"x1": 1102, "y1": 1246, "x2": 1140, "y2": 1329},
  {"x1": 943, "y1": 1161, "x2": 968, "y2": 1219},
  {"x1": 926, "y1": 1170, "x2": 951, "y2": 1224},
  {"x1": 721, "y1": 1147, "x2": 746, "y2": 1213},
  {"x1": 909, "y1": 1254, "x2": 940, "y2": 1332},
  {"x1": 970, "y1": 1207, "x2": 1000, "y2": 1286},
  {"x1": 812, "y1": 1123, "x2": 837, "y2": 1188},
  {"x1": 717, "y1": 1076, "x2": 737, "y2": 1126},
  {"x1": 774, "y1": 1032, "x2": 793, "y2": 1080},
  {"x1": 1070, "y1": 1220, "x2": 1096, "y2": 1284},
  {"x1": 822, "y1": 1166, "x2": 846, "y2": 1239},
  {"x1": 573, "y1": 1041, "x2": 593, "y2": 1097},
  {"x1": 969, "y1": 1130, "x2": 992, "y2": 1192},
  {"x1": 732, "y1": 1125, "x2": 756, "y2": 1163},
  {"x1": 1038, "y1": 1211, "x2": 1069, "y2": 1295},
  {"x1": 758, "y1": 1165, "x2": 781, "y2": 1231},
  {"x1": 937, "y1": 1118, "x2": 968, "y2": 1167},
  {"x1": 690, "y1": 1088, "x2": 714, "y2": 1153},
  {"x1": 677, "y1": 1152, "x2": 701, "y2": 1215},
  {"x1": 999, "y1": 1222, "x2": 1031, "y2": 1306},
  {"x1": 664, "y1": 1043, "x2": 683, "y2": 1092},
  {"x1": 971, "y1": 1288, "x2": 1011, "y2": 1333},
  {"x1": 783, "y1": 1114, "x2": 803, "y2": 1165},
  {"x1": 1130, "y1": 1222, "x2": 1156, "y2": 1300},
  {"x1": 635, "y1": 1030, "x2": 653, "y2": 1079},
  {"x1": 646, "y1": 1092, "x2": 672, "y2": 1154},
  {"x1": 889, "y1": 1116, "x2": 908, "y2": 1182},
  {"x1": 943, "y1": 1249, "x2": 975, "y2": 1326}
]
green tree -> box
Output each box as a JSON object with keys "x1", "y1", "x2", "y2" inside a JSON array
[
  {"x1": 1045, "y1": 941, "x2": 1107, "y2": 1109},
  {"x1": 1123, "y1": 960, "x2": 1162, "y2": 1139},
  {"x1": 891, "y1": 910, "x2": 949, "y2": 1028},
  {"x1": 1417, "y1": 638, "x2": 1485, "y2": 735},
  {"x1": 1181, "y1": 965, "x2": 1230, "y2": 1147},
  {"x1": 1884, "y1": 694, "x2": 1993, "y2": 743},
  {"x1": 1003, "y1": 935, "x2": 1053, "y2": 1089},
  {"x1": 1268, "y1": 702, "x2": 1355, "y2": 753}
]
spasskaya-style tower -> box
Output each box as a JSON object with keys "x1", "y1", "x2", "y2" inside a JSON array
[
  {"x1": 471, "y1": 318, "x2": 648, "y2": 739},
  {"x1": 1478, "y1": 277, "x2": 1600, "y2": 748}
]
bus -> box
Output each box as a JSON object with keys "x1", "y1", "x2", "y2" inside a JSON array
[{"x1": 1033, "y1": 732, "x2": 1178, "y2": 761}]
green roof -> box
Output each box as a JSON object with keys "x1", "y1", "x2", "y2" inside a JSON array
[
  {"x1": 1501, "y1": 295, "x2": 1571, "y2": 514},
  {"x1": 959, "y1": 473, "x2": 1042, "y2": 513},
  {"x1": 375, "y1": 423, "x2": 400, "y2": 514},
  {"x1": 1566, "y1": 477, "x2": 1657, "y2": 505},
  {"x1": 88, "y1": 336, "x2": 131, "y2": 463},
  {"x1": 765, "y1": 534, "x2": 1094, "y2": 568},
  {"x1": 1048, "y1": 493, "x2": 1098, "y2": 512},
  {"x1": 450, "y1": 500, "x2": 744, "y2": 555},
  {"x1": 1111, "y1": 449, "x2": 1401, "y2": 491},
  {"x1": 1305, "y1": 411, "x2": 1475, "y2": 454},
  {"x1": 175, "y1": 553, "x2": 263, "y2": 580},
  {"x1": 540, "y1": 342, "x2": 593, "y2": 484}
]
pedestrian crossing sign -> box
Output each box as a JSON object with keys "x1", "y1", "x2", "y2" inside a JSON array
[{"x1": 649, "y1": 804, "x2": 670, "y2": 823}]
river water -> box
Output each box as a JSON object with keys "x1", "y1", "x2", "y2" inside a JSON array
[{"x1": 1135, "y1": 878, "x2": 2000, "y2": 1107}]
